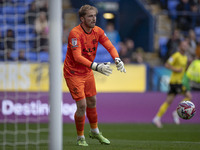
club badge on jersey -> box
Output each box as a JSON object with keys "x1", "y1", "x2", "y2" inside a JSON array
[{"x1": 72, "y1": 38, "x2": 78, "y2": 48}]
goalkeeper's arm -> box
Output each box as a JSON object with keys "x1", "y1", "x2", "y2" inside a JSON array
[{"x1": 100, "y1": 40, "x2": 126, "y2": 73}]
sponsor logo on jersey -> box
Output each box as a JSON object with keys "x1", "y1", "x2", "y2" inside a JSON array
[
  {"x1": 93, "y1": 39, "x2": 97, "y2": 44},
  {"x1": 83, "y1": 47, "x2": 96, "y2": 53}
]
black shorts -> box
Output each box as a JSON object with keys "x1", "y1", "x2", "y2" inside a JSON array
[{"x1": 168, "y1": 84, "x2": 187, "y2": 95}]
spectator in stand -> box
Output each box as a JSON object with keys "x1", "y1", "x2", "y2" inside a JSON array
[
  {"x1": 105, "y1": 22, "x2": 121, "y2": 46},
  {"x1": 185, "y1": 29, "x2": 197, "y2": 63},
  {"x1": 1, "y1": 51, "x2": 15, "y2": 61},
  {"x1": 18, "y1": 50, "x2": 27, "y2": 61},
  {"x1": 35, "y1": 0, "x2": 48, "y2": 12},
  {"x1": 0, "y1": 0, "x2": 3, "y2": 5},
  {"x1": 0, "y1": 31, "x2": 4, "y2": 60},
  {"x1": 125, "y1": 38, "x2": 137, "y2": 63},
  {"x1": 191, "y1": 0, "x2": 200, "y2": 12},
  {"x1": 159, "y1": 0, "x2": 168, "y2": 10},
  {"x1": 119, "y1": 42, "x2": 131, "y2": 64},
  {"x1": 176, "y1": 0, "x2": 192, "y2": 31},
  {"x1": 26, "y1": 2, "x2": 37, "y2": 25},
  {"x1": 125, "y1": 38, "x2": 135, "y2": 53},
  {"x1": 190, "y1": 0, "x2": 200, "y2": 29},
  {"x1": 197, "y1": 0, "x2": 200, "y2": 11},
  {"x1": 166, "y1": 29, "x2": 181, "y2": 62},
  {"x1": 0, "y1": 32, "x2": 4, "y2": 51},
  {"x1": 35, "y1": 12, "x2": 49, "y2": 51},
  {"x1": 119, "y1": 39, "x2": 138, "y2": 64},
  {"x1": 4, "y1": 0, "x2": 13, "y2": 5},
  {"x1": 39, "y1": 0, "x2": 48, "y2": 13},
  {"x1": 5, "y1": 29, "x2": 15, "y2": 51},
  {"x1": 132, "y1": 47, "x2": 144, "y2": 64}
]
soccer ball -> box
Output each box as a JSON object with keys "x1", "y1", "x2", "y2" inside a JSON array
[
  {"x1": 176, "y1": 101, "x2": 196, "y2": 120},
  {"x1": 177, "y1": 101, "x2": 196, "y2": 120}
]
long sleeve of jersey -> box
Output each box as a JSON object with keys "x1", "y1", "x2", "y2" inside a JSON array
[
  {"x1": 69, "y1": 31, "x2": 92, "y2": 68},
  {"x1": 72, "y1": 47, "x2": 92, "y2": 68}
]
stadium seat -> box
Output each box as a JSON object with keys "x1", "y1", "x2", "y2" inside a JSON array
[
  {"x1": 16, "y1": 33, "x2": 36, "y2": 41},
  {"x1": 0, "y1": 51, "x2": 4, "y2": 59},
  {"x1": 195, "y1": 27, "x2": 200, "y2": 42},
  {"x1": 39, "y1": 51, "x2": 49, "y2": 62},
  {"x1": 15, "y1": 25, "x2": 35, "y2": 34},
  {"x1": 10, "y1": 51, "x2": 18, "y2": 59},
  {"x1": 0, "y1": 15, "x2": 25, "y2": 25},
  {"x1": 0, "y1": 7, "x2": 3, "y2": 14},
  {"x1": 28, "y1": 39, "x2": 36, "y2": 48},
  {"x1": 12, "y1": 0, "x2": 34, "y2": 4},
  {"x1": 16, "y1": 6, "x2": 28, "y2": 14},
  {"x1": 2, "y1": 6, "x2": 15, "y2": 14},
  {"x1": 16, "y1": 26, "x2": 27, "y2": 36},
  {"x1": 159, "y1": 36, "x2": 168, "y2": 58},
  {"x1": 5, "y1": 15, "x2": 25, "y2": 25},
  {"x1": 26, "y1": 25, "x2": 35, "y2": 33},
  {"x1": 14, "y1": 25, "x2": 36, "y2": 51},
  {"x1": 15, "y1": 42, "x2": 32, "y2": 51},
  {"x1": 0, "y1": 16, "x2": 3, "y2": 25},
  {"x1": 167, "y1": 0, "x2": 179, "y2": 19},
  {"x1": 62, "y1": 44, "x2": 67, "y2": 62},
  {"x1": 168, "y1": 0, "x2": 179, "y2": 11},
  {"x1": 27, "y1": 51, "x2": 38, "y2": 61}
]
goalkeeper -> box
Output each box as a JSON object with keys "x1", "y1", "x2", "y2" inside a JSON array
[{"x1": 63, "y1": 4, "x2": 126, "y2": 146}]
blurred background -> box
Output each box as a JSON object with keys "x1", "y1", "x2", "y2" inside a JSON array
[
  {"x1": 0, "y1": 0, "x2": 200, "y2": 149},
  {"x1": 0, "y1": 0, "x2": 200, "y2": 91}
]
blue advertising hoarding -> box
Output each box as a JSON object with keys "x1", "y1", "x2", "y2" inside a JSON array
[{"x1": 152, "y1": 66, "x2": 172, "y2": 92}]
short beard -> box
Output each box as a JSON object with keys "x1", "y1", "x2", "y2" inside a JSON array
[{"x1": 85, "y1": 22, "x2": 95, "y2": 28}]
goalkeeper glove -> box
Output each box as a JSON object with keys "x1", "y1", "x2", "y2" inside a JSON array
[
  {"x1": 91, "y1": 62, "x2": 113, "y2": 76},
  {"x1": 115, "y1": 58, "x2": 126, "y2": 73}
]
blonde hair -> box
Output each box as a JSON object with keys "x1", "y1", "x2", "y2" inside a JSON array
[{"x1": 78, "y1": 5, "x2": 98, "y2": 18}]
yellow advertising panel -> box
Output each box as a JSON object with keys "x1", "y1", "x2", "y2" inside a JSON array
[
  {"x1": 94, "y1": 64, "x2": 146, "y2": 92},
  {"x1": 0, "y1": 63, "x2": 146, "y2": 92},
  {"x1": 0, "y1": 63, "x2": 49, "y2": 91}
]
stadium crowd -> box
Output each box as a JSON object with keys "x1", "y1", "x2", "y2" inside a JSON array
[{"x1": 0, "y1": 0, "x2": 49, "y2": 61}]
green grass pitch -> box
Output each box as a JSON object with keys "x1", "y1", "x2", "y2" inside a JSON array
[{"x1": 1, "y1": 123, "x2": 200, "y2": 150}]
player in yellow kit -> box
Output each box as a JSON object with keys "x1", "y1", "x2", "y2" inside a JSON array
[
  {"x1": 63, "y1": 5, "x2": 126, "y2": 146},
  {"x1": 152, "y1": 40, "x2": 192, "y2": 128}
]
